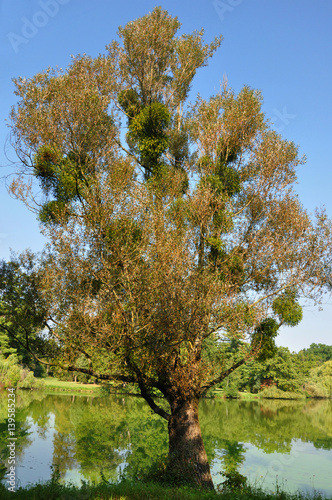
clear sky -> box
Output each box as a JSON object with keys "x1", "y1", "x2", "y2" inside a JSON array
[{"x1": 0, "y1": 0, "x2": 331, "y2": 352}]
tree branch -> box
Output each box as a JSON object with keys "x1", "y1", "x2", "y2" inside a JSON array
[
  {"x1": 125, "y1": 355, "x2": 171, "y2": 421},
  {"x1": 137, "y1": 378, "x2": 170, "y2": 421},
  {"x1": 200, "y1": 352, "x2": 253, "y2": 396}
]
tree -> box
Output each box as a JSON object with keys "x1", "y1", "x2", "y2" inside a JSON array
[
  {"x1": 0, "y1": 253, "x2": 50, "y2": 370},
  {"x1": 299, "y1": 343, "x2": 332, "y2": 364},
  {"x1": 250, "y1": 346, "x2": 303, "y2": 392},
  {"x1": 5, "y1": 8, "x2": 332, "y2": 490}
]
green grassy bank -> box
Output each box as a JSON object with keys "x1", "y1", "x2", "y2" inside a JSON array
[
  {"x1": 0, "y1": 479, "x2": 331, "y2": 500},
  {"x1": 42, "y1": 377, "x2": 139, "y2": 396},
  {"x1": 43, "y1": 379, "x2": 308, "y2": 400},
  {"x1": 43, "y1": 377, "x2": 102, "y2": 394}
]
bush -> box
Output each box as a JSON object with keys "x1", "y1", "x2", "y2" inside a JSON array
[
  {"x1": 259, "y1": 386, "x2": 304, "y2": 399},
  {"x1": 303, "y1": 382, "x2": 329, "y2": 398},
  {"x1": 0, "y1": 354, "x2": 44, "y2": 389},
  {"x1": 224, "y1": 385, "x2": 239, "y2": 398},
  {"x1": 18, "y1": 371, "x2": 45, "y2": 389}
]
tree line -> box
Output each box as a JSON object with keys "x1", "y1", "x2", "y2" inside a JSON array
[{"x1": 216, "y1": 343, "x2": 332, "y2": 398}]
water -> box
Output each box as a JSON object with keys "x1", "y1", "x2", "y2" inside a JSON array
[{"x1": 1, "y1": 391, "x2": 332, "y2": 495}]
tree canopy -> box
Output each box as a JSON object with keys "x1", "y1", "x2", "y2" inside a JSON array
[{"x1": 4, "y1": 7, "x2": 332, "y2": 490}]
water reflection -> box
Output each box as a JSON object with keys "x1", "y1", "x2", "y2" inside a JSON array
[
  {"x1": 199, "y1": 398, "x2": 332, "y2": 494},
  {"x1": 0, "y1": 392, "x2": 331, "y2": 494}
]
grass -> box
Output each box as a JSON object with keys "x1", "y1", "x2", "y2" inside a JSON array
[
  {"x1": 43, "y1": 377, "x2": 102, "y2": 394},
  {"x1": 210, "y1": 388, "x2": 307, "y2": 400},
  {"x1": 42, "y1": 378, "x2": 140, "y2": 396},
  {"x1": 211, "y1": 388, "x2": 262, "y2": 400},
  {"x1": 1, "y1": 481, "x2": 217, "y2": 500},
  {"x1": 238, "y1": 391, "x2": 260, "y2": 400},
  {"x1": 0, "y1": 478, "x2": 331, "y2": 500}
]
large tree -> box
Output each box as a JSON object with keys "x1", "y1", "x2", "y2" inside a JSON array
[{"x1": 6, "y1": 8, "x2": 332, "y2": 490}]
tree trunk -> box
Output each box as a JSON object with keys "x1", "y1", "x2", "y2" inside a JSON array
[{"x1": 166, "y1": 398, "x2": 214, "y2": 490}]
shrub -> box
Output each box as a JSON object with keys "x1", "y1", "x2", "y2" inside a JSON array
[
  {"x1": 0, "y1": 354, "x2": 44, "y2": 389},
  {"x1": 303, "y1": 382, "x2": 329, "y2": 398},
  {"x1": 259, "y1": 386, "x2": 304, "y2": 399}
]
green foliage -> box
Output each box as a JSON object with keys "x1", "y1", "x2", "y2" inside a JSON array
[
  {"x1": 34, "y1": 145, "x2": 81, "y2": 224},
  {"x1": 206, "y1": 235, "x2": 226, "y2": 267},
  {"x1": 259, "y1": 386, "x2": 304, "y2": 400},
  {"x1": 118, "y1": 88, "x2": 173, "y2": 179},
  {"x1": 313, "y1": 359, "x2": 332, "y2": 377},
  {"x1": 219, "y1": 470, "x2": 247, "y2": 492},
  {"x1": 130, "y1": 103, "x2": 170, "y2": 151},
  {"x1": 303, "y1": 382, "x2": 329, "y2": 398},
  {"x1": 126, "y1": 101, "x2": 171, "y2": 178},
  {"x1": 299, "y1": 343, "x2": 332, "y2": 364},
  {"x1": 273, "y1": 288, "x2": 303, "y2": 327},
  {"x1": 220, "y1": 345, "x2": 310, "y2": 395},
  {"x1": 33, "y1": 145, "x2": 61, "y2": 188},
  {"x1": 215, "y1": 164, "x2": 241, "y2": 198},
  {"x1": 0, "y1": 354, "x2": 44, "y2": 389},
  {"x1": 306, "y1": 360, "x2": 332, "y2": 398},
  {"x1": 39, "y1": 200, "x2": 69, "y2": 224},
  {"x1": 201, "y1": 172, "x2": 234, "y2": 198},
  {"x1": 0, "y1": 254, "x2": 49, "y2": 368},
  {"x1": 263, "y1": 348, "x2": 302, "y2": 391},
  {"x1": 251, "y1": 318, "x2": 279, "y2": 361},
  {"x1": 0, "y1": 329, "x2": 16, "y2": 358},
  {"x1": 0, "y1": 479, "x2": 330, "y2": 500},
  {"x1": 118, "y1": 88, "x2": 142, "y2": 119},
  {"x1": 223, "y1": 382, "x2": 239, "y2": 399}
]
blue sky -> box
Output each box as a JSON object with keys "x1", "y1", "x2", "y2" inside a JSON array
[{"x1": 0, "y1": 0, "x2": 331, "y2": 351}]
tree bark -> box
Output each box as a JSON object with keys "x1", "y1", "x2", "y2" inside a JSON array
[{"x1": 166, "y1": 398, "x2": 214, "y2": 490}]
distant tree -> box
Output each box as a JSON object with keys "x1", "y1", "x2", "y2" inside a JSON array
[
  {"x1": 222, "y1": 345, "x2": 306, "y2": 393},
  {"x1": 5, "y1": 8, "x2": 332, "y2": 490},
  {"x1": 0, "y1": 253, "x2": 50, "y2": 371},
  {"x1": 299, "y1": 343, "x2": 332, "y2": 365},
  {"x1": 252, "y1": 347, "x2": 303, "y2": 392}
]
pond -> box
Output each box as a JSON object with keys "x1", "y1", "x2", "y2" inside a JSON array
[{"x1": 1, "y1": 391, "x2": 332, "y2": 495}]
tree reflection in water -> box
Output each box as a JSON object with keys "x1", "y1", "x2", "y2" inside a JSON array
[{"x1": 0, "y1": 392, "x2": 331, "y2": 492}]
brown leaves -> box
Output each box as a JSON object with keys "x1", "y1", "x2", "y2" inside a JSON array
[
  {"x1": 189, "y1": 85, "x2": 264, "y2": 171},
  {"x1": 10, "y1": 56, "x2": 117, "y2": 163},
  {"x1": 117, "y1": 7, "x2": 221, "y2": 109}
]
